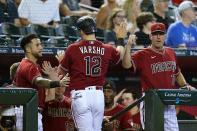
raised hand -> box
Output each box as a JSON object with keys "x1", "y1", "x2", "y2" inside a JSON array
[
  {"x1": 55, "y1": 50, "x2": 65, "y2": 63},
  {"x1": 60, "y1": 73, "x2": 70, "y2": 87},
  {"x1": 114, "y1": 88, "x2": 126, "y2": 103},
  {"x1": 127, "y1": 34, "x2": 136, "y2": 47},
  {"x1": 42, "y1": 61, "x2": 60, "y2": 81},
  {"x1": 114, "y1": 21, "x2": 127, "y2": 38}
]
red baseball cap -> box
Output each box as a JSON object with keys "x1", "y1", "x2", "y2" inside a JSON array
[{"x1": 151, "y1": 23, "x2": 166, "y2": 34}]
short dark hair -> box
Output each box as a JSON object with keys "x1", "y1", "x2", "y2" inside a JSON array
[
  {"x1": 103, "y1": 79, "x2": 116, "y2": 92},
  {"x1": 136, "y1": 12, "x2": 155, "y2": 31},
  {"x1": 123, "y1": 89, "x2": 138, "y2": 100},
  {"x1": 76, "y1": 16, "x2": 97, "y2": 35},
  {"x1": 20, "y1": 34, "x2": 38, "y2": 51}
]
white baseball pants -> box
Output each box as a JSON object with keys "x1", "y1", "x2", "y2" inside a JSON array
[{"x1": 71, "y1": 86, "x2": 104, "y2": 131}]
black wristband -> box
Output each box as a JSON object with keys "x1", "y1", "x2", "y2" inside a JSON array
[
  {"x1": 116, "y1": 38, "x2": 124, "y2": 46},
  {"x1": 50, "y1": 81, "x2": 60, "y2": 88}
]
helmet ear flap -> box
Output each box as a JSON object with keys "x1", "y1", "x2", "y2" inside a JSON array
[{"x1": 76, "y1": 16, "x2": 97, "y2": 35}]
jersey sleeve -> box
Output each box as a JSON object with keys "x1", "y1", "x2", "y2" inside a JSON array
[
  {"x1": 131, "y1": 51, "x2": 143, "y2": 73},
  {"x1": 27, "y1": 64, "x2": 41, "y2": 84},
  {"x1": 110, "y1": 46, "x2": 121, "y2": 65},
  {"x1": 119, "y1": 111, "x2": 133, "y2": 129}
]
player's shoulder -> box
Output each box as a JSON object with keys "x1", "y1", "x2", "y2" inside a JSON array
[
  {"x1": 133, "y1": 48, "x2": 148, "y2": 55},
  {"x1": 66, "y1": 40, "x2": 82, "y2": 51},
  {"x1": 20, "y1": 58, "x2": 37, "y2": 68}
]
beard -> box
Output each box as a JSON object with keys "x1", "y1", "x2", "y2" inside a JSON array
[{"x1": 32, "y1": 52, "x2": 42, "y2": 59}]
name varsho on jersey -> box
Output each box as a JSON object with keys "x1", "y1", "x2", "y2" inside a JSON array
[{"x1": 79, "y1": 46, "x2": 105, "y2": 55}]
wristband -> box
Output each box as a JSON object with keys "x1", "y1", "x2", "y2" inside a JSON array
[
  {"x1": 116, "y1": 38, "x2": 124, "y2": 46},
  {"x1": 50, "y1": 81, "x2": 60, "y2": 88}
]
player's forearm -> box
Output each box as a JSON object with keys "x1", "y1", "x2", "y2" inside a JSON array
[
  {"x1": 122, "y1": 44, "x2": 132, "y2": 69},
  {"x1": 34, "y1": 77, "x2": 60, "y2": 89},
  {"x1": 116, "y1": 45, "x2": 125, "y2": 60},
  {"x1": 176, "y1": 72, "x2": 188, "y2": 87}
]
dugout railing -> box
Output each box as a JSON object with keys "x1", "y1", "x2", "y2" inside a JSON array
[
  {"x1": 0, "y1": 88, "x2": 38, "y2": 131},
  {"x1": 145, "y1": 89, "x2": 197, "y2": 131}
]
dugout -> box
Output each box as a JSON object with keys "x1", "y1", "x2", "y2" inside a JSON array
[{"x1": 145, "y1": 89, "x2": 197, "y2": 131}]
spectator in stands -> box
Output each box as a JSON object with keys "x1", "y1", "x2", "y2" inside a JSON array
[
  {"x1": 18, "y1": 0, "x2": 60, "y2": 27},
  {"x1": 0, "y1": 0, "x2": 21, "y2": 26},
  {"x1": 60, "y1": 0, "x2": 96, "y2": 17},
  {"x1": 103, "y1": 79, "x2": 133, "y2": 130},
  {"x1": 153, "y1": 0, "x2": 175, "y2": 29},
  {"x1": 166, "y1": 1, "x2": 197, "y2": 48},
  {"x1": 123, "y1": 0, "x2": 141, "y2": 33},
  {"x1": 140, "y1": 0, "x2": 154, "y2": 12},
  {"x1": 14, "y1": 34, "x2": 70, "y2": 130},
  {"x1": 104, "y1": 8, "x2": 128, "y2": 46},
  {"x1": 135, "y1": 12, "x2": 155, "y2": 47},
  {"x1": 121, "y1": 89, "x2": 142, "y2": 131},
  {"x1": 96, "y1": 0, "x2": 119, "y2": 29}
]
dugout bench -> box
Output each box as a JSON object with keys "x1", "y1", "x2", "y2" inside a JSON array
[{"x1": 145, "y1": 89, "x2": 197, "y2": 131}]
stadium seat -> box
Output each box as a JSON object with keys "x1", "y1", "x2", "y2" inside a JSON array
[
  {"x1": 1, "y1": 23, "x2": 25, "y2": 37},
  {"x1": 0, "y1": 37, "x2": 8, "y2": 46},
  {"x1": 61, "y1": 16, "x2": 80, "y2": 26},
  {"x1": 55, "y1": 39, "x2": 71, "y2": 47},
  {"x1": 59, "y1": 24, "x2": 80, "y2": 42},
  {"x1": 1, "y1": 23, "x2": 27, "y2": 46}
]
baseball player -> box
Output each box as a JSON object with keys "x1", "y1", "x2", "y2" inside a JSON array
[
  {"x1": 102, "y1": 79, "x2": 134, "y2": 131},
  {"x1": 122, "y1": 23, "x2": 195, "y2": 131},
  {"x1": 14, "y1": 34, "x2": 70, "y2": 131},
  {"x1": 42, "y1": 86, "x2": 75, "y2": 131},
  {"x1": 58, "y1": 16, "x2": 125, "y2": 131},
  {"x1": 121, "y1": 90, "x2": 142, "y2": 131}
]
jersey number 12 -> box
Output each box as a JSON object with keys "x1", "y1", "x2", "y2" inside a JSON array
[{"x1": 84, "y1": 56, "x2": 101, "y2": 76}]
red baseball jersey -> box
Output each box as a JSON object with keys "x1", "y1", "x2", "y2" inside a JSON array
[
  {"x1": 104, "y1": 104, "x2": 133, "y2": 130},
  {"x1": 131, "y1": 47, "x2": 180, "y2": 92},
  {"x1": 15, "y1": 58, "x2": 45, "y2": 108},
  {"x1": 42, "y1": 96, "x2": 75, "y2": 131},
  {"x1": 129, "y1": 112, "x2": 142, "y2": 131},
  {"x1": 180, "y1": 105, "x2": 197, "y2": 116},
  {"x1": 60, "y1": 40, "x2": 121, "y2": 90}
]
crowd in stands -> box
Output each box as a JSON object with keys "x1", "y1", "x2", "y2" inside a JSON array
[{"x1": 0, "y1": 0, "x2": 197, "y2": 48}]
